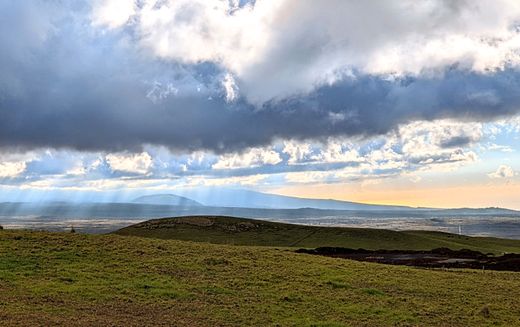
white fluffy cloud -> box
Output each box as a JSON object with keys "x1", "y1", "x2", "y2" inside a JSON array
[
  {"x1": 283, "y1": 140, "x2": 361, "y2": 165},
  {"x1": 488, "y1": 165, "x2": 516, "y2": 178},
  {"x1": 105, "y1": 152, "x2": 153, "y2": 174},
  {"x1": 399, "y1": 120, "x2": 482, "y2": 169},
  {"x1": 282, "y1": 141, "x2": 312, "y2": 165},
  {"x1": 310, "y1": 141, "x2": 361, "y2": 164},
  {"x1": 402, "y1": 120, "x2": 482, "y2": 150},
  {"x1": 282, "y1": 119, "x2": 480, "y2": 173},
  {"x1": 222, "y1": 73, "x2": 239, "y2": 102},
  {"x1": 0, "y1": 161, "x2": 26, "y2": 178},
  {"x1": 212, "y1": 147, "x2": 282, "y2": 169},
  {"x1": 92, "y1": 0, "x2": 520, "y2": 103},
  {"x1": 92, "y1": 0, "x2": 136, "y2": 29}
]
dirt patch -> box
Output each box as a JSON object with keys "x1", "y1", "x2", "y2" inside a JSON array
[
  {"x1": 133, "y1": 217, "x2": 263, "y2": 232},
  {"x1": 174, "y1": 217, "x2": 215, "y2": 227},
  {"x1": 0, "y1": 293, "x2": 209, "y2": 327},
  {"x1": 296, "y1": 247, "x2": 520, "y2": 271},
  {"x1": 135, "y1": 217, "x2": 216, "y2": 229},
  {"x1": 221, "y1": 221, "x2": 259, "y2": 232}
]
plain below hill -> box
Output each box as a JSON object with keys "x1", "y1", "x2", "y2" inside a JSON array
[{"x1": 114, "y1": 216, "x2": 520, "y2": 254}]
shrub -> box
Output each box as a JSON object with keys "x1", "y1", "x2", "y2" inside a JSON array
[{"x1": 480, "y1": 305, "x2": 491, "y2": 318}]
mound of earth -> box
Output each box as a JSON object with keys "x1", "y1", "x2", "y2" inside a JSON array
[
  {"x1": 297, "y1": 247, "x2": 520, "y2": 271},
  {"x1": 115, "y1": 216, "x2": 520, "y2": 253},
  {"x1": 123, "y1": 216, "x2": 261, "y2": 232}
]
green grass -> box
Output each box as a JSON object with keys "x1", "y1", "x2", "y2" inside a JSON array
[
  {"x1": 1, "y1": 228, "x2": 520, "y2": 326},
  {"x1": 114, "y1": 216, "x2": 520, "y2": 254}
]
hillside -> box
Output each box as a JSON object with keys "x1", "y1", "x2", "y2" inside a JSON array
[
  {"x1": 1, "y1": 229, "x2": 520, "y2": 326},
  {"x1": 114, "y1": 216, "x2": 520, "y2": 254}
]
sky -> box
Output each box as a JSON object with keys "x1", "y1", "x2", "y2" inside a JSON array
[{"x1": 1, "y1": 0, "x2": 520, "y2": 209}]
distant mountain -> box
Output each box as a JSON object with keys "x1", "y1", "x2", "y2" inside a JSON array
[
  {"x1": 171, "y1": 189, "x2": 520, "y2": 213},
  {"x1": 132, "y1": 194, "x2": 203, "y2": 207},
  {"x1": 175, "y1": 188, "x2": 417, "y2": 211}
]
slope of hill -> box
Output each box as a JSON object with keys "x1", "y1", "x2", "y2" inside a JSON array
[
  {"x1": 114, "y1": 216, "x2": 520, "y2": 254},
  {"x1": 0, "y1": 229, "x2": 519, "y2": 326},
  {"x1": 176, "y1": 188, "x2": 417, "y2": 210},
  {"x1": 132, "y1": 194, "x2": 203, "y2": 207}
]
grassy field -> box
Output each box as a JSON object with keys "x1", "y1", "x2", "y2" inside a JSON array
[
  {"x1": 115, "y1": 216, "x2": 520, "y2": 254},
  {"x1": 1, "y1": 226, "x2": 520, "y2": 326}
]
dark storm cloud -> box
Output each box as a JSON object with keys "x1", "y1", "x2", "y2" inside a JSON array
[
  {"x1": 1, "y1": 1, "x2": 520, "y2": 155},
  {"x1": 4, "y1": 65, "x2": 519, "y2": 154}
]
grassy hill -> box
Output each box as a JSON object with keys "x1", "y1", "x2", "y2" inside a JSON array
[
  {"x1": 114, "y1": 216, "x2": 520, "y2": 254},
  {"x1": 1, "y1": 229, "x2": 520, "y2": 326}
]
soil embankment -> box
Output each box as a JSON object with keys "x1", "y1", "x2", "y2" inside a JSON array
[{"x1": 296, "y1": 247, "x2": 520, "y2": 271}]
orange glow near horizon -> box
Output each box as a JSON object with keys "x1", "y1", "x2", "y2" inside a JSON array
[{"x1": 270, "y1": 182, "x2": 520, "y2": 210}]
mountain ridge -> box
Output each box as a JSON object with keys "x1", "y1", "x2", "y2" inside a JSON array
[
  {"x1": 132, "y1": 194, "x2": 203, "y2": 207},
  {"x1": 130, "y1": 189, "x2": 520, "y2": 213},
  {"x1": 173, "y1": 188, "x2": 417, "y2": 211}
]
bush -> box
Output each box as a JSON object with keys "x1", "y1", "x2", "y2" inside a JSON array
[{"x1": 480, "y1": 305, "x2": 491, "y2": 318}]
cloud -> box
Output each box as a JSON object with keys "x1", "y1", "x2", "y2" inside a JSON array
[
  {"x1": 145, "y1": 81, "x2": 179, "y2": 104},
  {"x1": 310, "y1": 142, "x2": 361, "y2": 164},
  {"x1": 282, "y1": 141, "x2": 312, "y2": 165},
  {"x1": 0, "y1": 161, "x2": 26, "y2": 178},
  {"x1": 222, "y1": 73, "x2": 239, "y2": 102},
  {"x1": 212, "y1": 147, "x2": 282, "y2": 169},
  {"x1": 106, "y1": 152, "x2": 153, "y2": 174},
  {"x1": 92, "y1": 0, "x2": 136, "y2": 29},
  {"x1": 183, "y1": 174, "x2": 269, "y2": 187},
  {"x1": 488, "y1": 165, "x2": 516, "y2": 178},
  {"x1": 399, "y1": 120, "x2": 482, "y2": 159},
  {"x1": 0, "y1": 0, "x2": 520, "y2": 156},
  {"x1": 0, "y1": 117, "x2": 489, "y2": 191},
  {"x1": 486, "y1": 143, "x2": 514, "y2": 152},
  {"x1": 94, "y1": 0, "x2": 520, "y2": 103}
]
